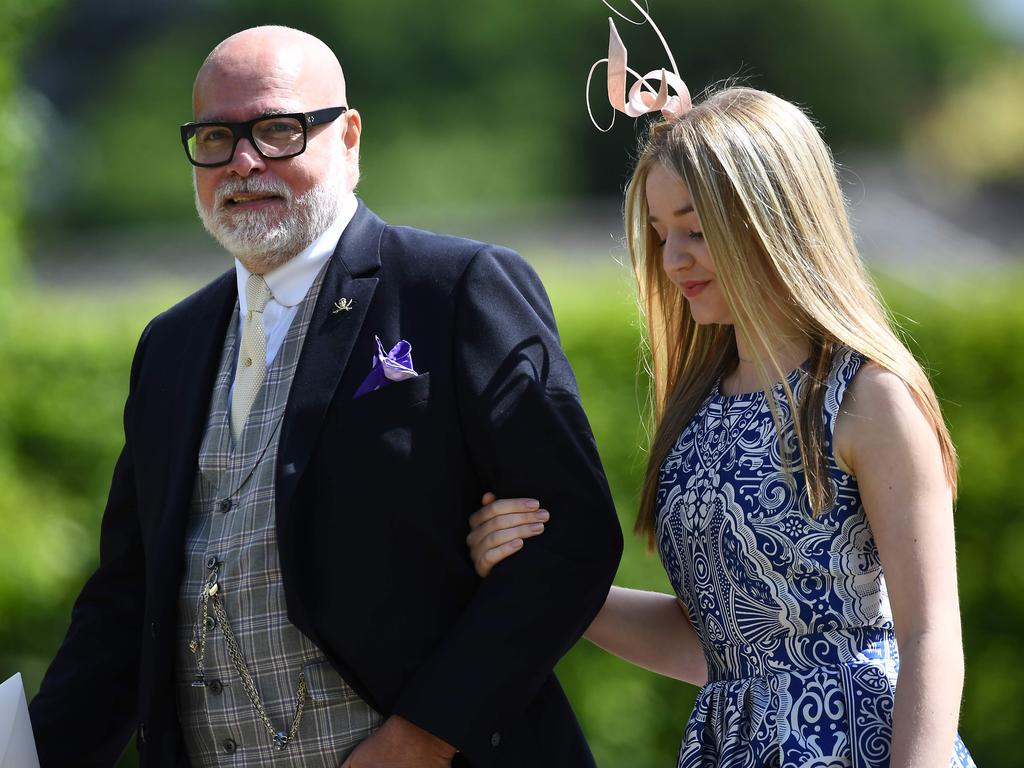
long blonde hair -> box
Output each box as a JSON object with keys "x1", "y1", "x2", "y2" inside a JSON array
[{"x1": 629, "y1": 87, "x2": 958, "y2": 544}]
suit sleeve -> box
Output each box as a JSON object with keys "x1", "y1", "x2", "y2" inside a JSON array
[
  {"x1": 392, "y1": 246, "x2": 624, "y2": 761},
  {"x1": 29, "y1": 323, "x2": 151, "y2": 767}
]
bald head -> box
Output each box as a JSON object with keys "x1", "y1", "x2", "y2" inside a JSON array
[{"x1": 193, "y1": 26, "x2": 347, "y2": 118}]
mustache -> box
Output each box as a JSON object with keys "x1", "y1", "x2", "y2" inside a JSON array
[{"x1": 214, "y1": 176, "x2": 293, "y2": 208}]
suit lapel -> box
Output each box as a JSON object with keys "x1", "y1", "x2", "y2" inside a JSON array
[
  {"x1": 153, "y1": 271, "x2": 237, "y2": 602},
  {"x1": 276, "y1": 202, "x2": 385, "y2": 516}
]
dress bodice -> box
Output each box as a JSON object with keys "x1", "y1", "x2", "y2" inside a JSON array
[{"x1": 657, "y1": 349, "x2": 890, "y2": 665}]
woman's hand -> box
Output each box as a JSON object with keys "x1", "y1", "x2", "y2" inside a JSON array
[{"x1": 466, "y1": 492, "x2": 549, "y2": 577}]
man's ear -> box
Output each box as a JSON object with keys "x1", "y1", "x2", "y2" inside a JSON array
[{"x1": 343, "y1": 109, "x2": 362, "y2": 152}]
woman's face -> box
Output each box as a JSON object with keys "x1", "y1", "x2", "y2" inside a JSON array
[{"x1": 645, "y1": 163, "x2": 733, "y2": 326}]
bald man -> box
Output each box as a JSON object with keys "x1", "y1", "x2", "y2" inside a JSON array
[{"x1": 28, "y1": 25, "x2": 621, "y2": 768}]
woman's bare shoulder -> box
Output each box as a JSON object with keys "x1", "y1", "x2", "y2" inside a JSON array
[{"x1": 834, "y1": 359, "x2": 929, "y2": 475}]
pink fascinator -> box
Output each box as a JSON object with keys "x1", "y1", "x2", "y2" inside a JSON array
[{"x1": 586, "y1": 0, "x2": 692, "y2": 130}]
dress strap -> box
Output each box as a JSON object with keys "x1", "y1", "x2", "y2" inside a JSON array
[{"x1": 822, "y1": 346, "x2": 867, "y2": 443}]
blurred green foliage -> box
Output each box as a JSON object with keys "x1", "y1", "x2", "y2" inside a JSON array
[
  {"x1": 910, "y1": 53, "x2": 1024, "y2": 185},
  {"x1": 0, "y1": 0, "x2": 63, "y2": 292},
  {"x1": 19, "y1": 0, "x2": 1006, "y2": 234},
  {"x1": 0, "y1": 267, "x2": 1019, "y2": 766}
]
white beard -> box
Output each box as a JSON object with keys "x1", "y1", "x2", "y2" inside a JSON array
[{"x1": 195, "y1": 172, "x2": 343, "y2": 274}]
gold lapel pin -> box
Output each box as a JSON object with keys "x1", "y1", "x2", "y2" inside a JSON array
[{"x1": 333, "y1": 298, "x2": 354, "y2": 314}]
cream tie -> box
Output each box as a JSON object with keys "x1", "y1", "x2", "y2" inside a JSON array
[{"x1": 231, "y1": 273, "x2": 273, "y2": 441}]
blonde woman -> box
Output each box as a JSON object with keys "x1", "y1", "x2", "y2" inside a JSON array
[{"x1": 467, "y1": 85, "x2": 975, "y2": 767}]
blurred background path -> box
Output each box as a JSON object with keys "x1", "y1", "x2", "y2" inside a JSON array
[{"x1": 28, "y1": 156, "x2": 1024, "y2": 291}]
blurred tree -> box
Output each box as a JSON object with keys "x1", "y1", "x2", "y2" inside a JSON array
[{"x1": 18, "y1": 0, "x2": 1003, "y2": 234}]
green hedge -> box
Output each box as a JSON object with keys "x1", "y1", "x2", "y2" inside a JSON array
[{"x1": 0, "y1": 267, "x2": 1019, "y2": 766}]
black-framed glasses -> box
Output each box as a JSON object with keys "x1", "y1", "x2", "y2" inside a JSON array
[{"x1": 180, "y1": 106, "x2": 347, "y2": 168}]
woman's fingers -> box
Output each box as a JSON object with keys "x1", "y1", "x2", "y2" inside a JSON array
[
  {"x1": 467, "y1": 494, "x2": 551, "y2": 577},
  {"x1": 469, "y1": 496, "x2": 541, "y2": 528},
  {"x1": 472, "y1": 522, "x2": 547, "y2": 576},
  {"x1": 474, "y1": 521, "x2": 545, "y2": 554},
  {"x1": 476, "y1": 538, "x2": 525, "y2": 578},
  {"x1": 466, "y1": 509, "x2": 549, "y2": 548}
]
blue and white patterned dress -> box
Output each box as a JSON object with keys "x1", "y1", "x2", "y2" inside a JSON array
[{"x1": 656, "y1": 348, "x2": 975, "y2": 768}]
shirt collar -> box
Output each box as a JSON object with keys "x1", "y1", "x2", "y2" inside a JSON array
[{"x1": 236, "y1": 191, "x2": 358, "y2": 312}]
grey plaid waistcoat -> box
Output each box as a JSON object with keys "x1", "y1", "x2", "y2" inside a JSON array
[{"x1": 176, "y1": 263, "x2": 382, "y2": 766}]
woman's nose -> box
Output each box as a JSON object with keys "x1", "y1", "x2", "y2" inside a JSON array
[{"x1": 662, "y1": 239, "x2": 694, "y2": 273}]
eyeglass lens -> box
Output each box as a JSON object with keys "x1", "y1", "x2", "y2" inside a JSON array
[{"x1": 187, "y1": 116, "x2": 306, "y2": 165}]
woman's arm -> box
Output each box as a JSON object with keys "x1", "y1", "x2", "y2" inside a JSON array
[
  {"x1": 584, "y1": 586, "x2": 707, "y2": 685},
  {"x1": 835, "y1": 363, "x2": 965, "y2": 767},
  {"x1": 468, "y1": 495, "x2": 707, "y2": 685}
]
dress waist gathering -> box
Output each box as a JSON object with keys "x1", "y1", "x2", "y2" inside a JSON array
[{"x1": 703, "y1": 625, "x2": 898, "y2": 683}]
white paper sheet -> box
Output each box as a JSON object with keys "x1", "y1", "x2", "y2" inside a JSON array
[{"x1": 0, "y1": 674, "x2": 40, "y2": 768}]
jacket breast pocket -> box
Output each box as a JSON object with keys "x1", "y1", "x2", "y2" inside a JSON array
[
  {"x1": 347, "y1": 372, "x2": 431, "y2": 426},
  {"x1": 333, "y1": 372, "x2": 433, "y2": 471}
]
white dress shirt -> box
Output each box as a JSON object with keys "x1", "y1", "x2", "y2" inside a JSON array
[{"x1": 234, "y1": 192, "x2": 358, "y2": 369}]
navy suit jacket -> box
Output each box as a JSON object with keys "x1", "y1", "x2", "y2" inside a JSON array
[{"x1": 29, "y1": 202, "x2": 623, "y2": 767}]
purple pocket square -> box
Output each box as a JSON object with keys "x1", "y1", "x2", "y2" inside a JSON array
[{"x1": 354, "y1": 336, "x2": 418, "y2": 398}]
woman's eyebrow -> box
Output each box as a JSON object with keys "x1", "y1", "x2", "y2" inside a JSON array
[{"x1": 648, "y1": 205, "x2": 695, "y2": 224}]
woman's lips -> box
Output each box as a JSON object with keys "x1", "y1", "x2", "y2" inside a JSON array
[{"x1": 681, "y1": 280, "x2": 710, "y2": 298}]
